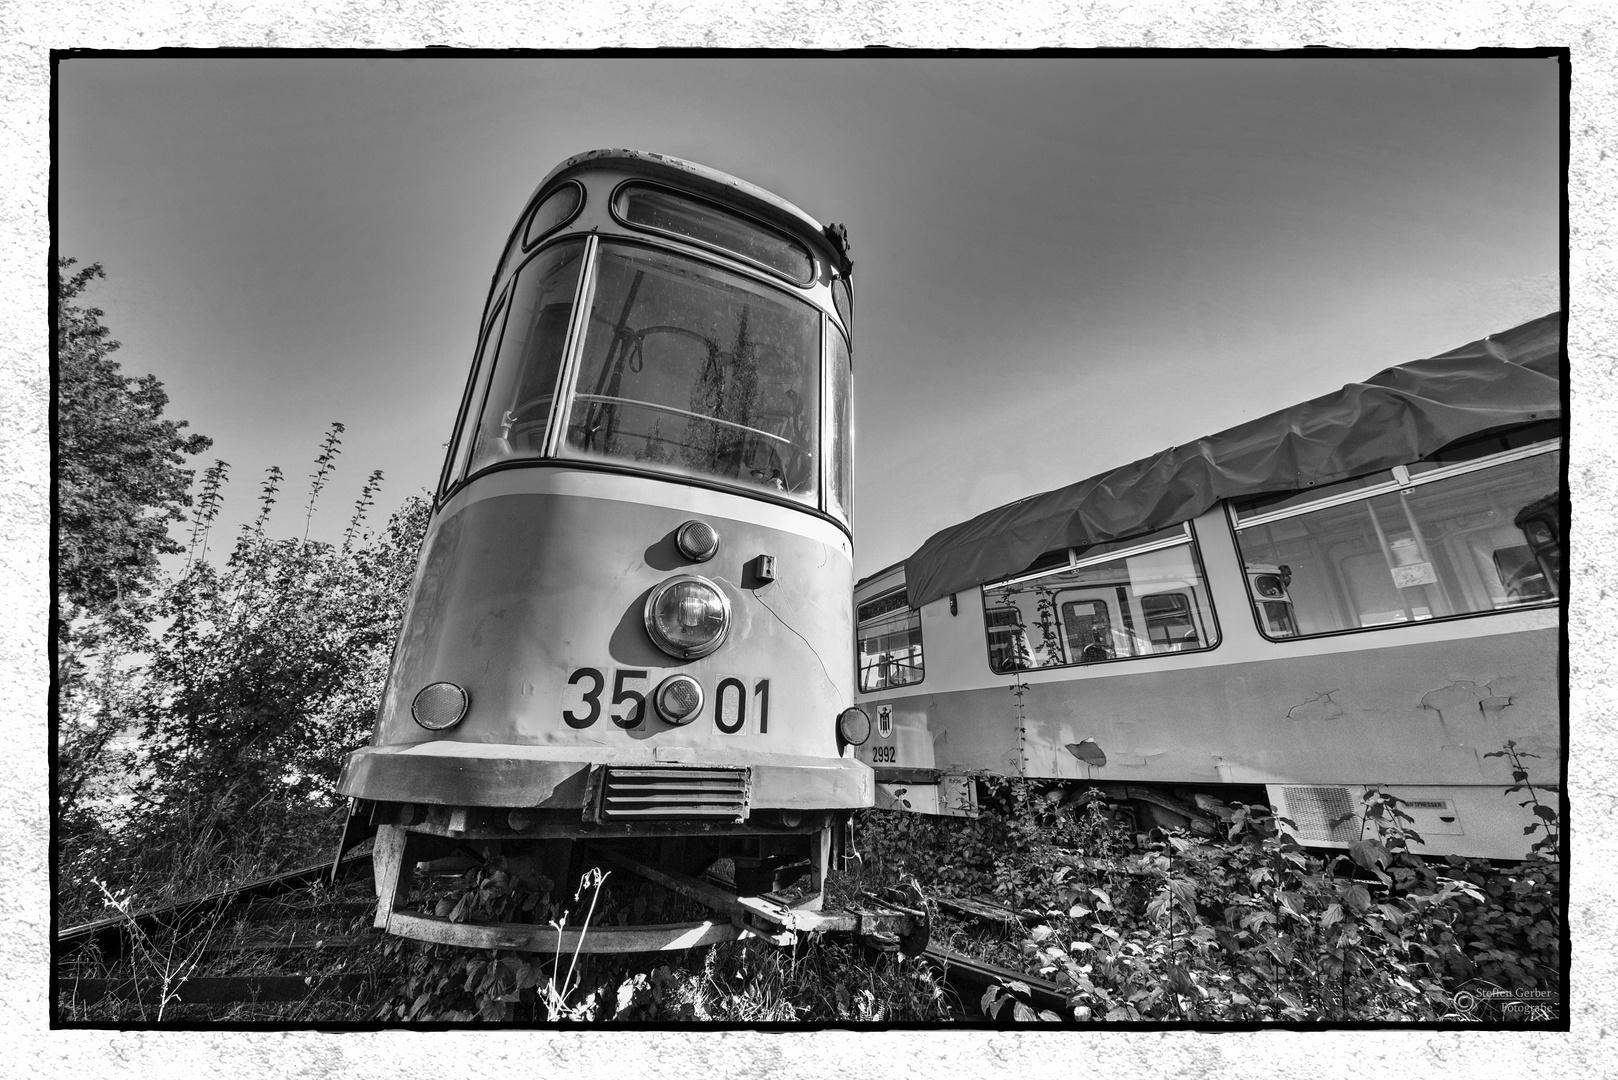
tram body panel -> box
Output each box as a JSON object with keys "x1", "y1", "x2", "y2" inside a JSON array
[
  {"x1": 860, "y1": 623, "x2": 1557, "y2": 786},
  {"x1": 857, "y1": 589, "x2": 1557, "y2": 857},
  {"x1": 338, "y1": 469, "x2": 860, "y2": 808}
]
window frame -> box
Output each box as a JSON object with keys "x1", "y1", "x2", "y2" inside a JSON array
[
  {"x1": 1228, "y1": 437, "x2": 1562, "y2": 643},
  {"x1": 1232, "y1": 440, "x2": 1559, "y2": 530},
  {"x1": 442, "y1": 231, "x2": 852, "y2": 539},
  {"x1": 450, "y1": 235, "x2": 595, "y2": 490},
  {"x1": 857, "y1": 585, "x2": 925, "y2": 692},
  {"x1": 822, "y1": 320, "x2": 853, "y2": 527},
  {"x1": 437, "y1": 289, "x2": 510, "y2": 504},
  {"x1": 978, "y1": 522, "x2": 1222, "y2": 674}
]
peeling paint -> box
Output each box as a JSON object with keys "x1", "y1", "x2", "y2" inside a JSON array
[
  {"x1": 1420, "y1": 679, "x2": 1516, "y2": 724},
  {"x1": 1286, "y1": 689, "x2": 1345, "y2": 723}
]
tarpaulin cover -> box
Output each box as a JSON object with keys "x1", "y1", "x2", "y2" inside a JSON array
[{"x1": 904, "y1": 312, "x2": 1562, "y2": 610}]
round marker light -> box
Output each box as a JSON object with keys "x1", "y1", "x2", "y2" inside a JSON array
[
  {"x1": 412, "y1": 682, "x2": 469, "y2": 731},
  {"x1": 837, "y1": 706, "x2": 872, "y2": 746},
  {"x1": 676, "y1": 520, "x2": 720, "y2": 562},
  {"x1": 653, "y1": 673, "x2": 704, "y2": 725},
  {"x1": 644, "y1": 575, "x2": 731, "y2": 659}
]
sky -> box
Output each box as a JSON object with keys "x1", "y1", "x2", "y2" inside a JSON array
[{"x1": 56, "y1": 55, "x2": 1562, "y2": 580}]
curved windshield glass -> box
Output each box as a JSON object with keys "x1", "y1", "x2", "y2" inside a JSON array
[
  {"x1": 467, "y1": 241, "x2": 587, "y2": 475},
  {"x1": 827, "y1": 330, "x2": 852, "y2": 525},
  {"x1": 563, "y1": 243, "x2": 821, "y2": 502}
]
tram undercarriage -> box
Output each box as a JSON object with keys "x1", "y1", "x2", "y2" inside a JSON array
[{"x1": 337, "y1": 800, "x2": 928, "y2": 955}]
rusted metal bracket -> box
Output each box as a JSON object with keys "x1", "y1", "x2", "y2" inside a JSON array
[{"x1": 586, "y1": 846, "x2": 928, "y2": 951}]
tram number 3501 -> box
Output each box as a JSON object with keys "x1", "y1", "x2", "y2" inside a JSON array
[{"x1": 563, "y1": 667, "x2": 770, "y2": 735}]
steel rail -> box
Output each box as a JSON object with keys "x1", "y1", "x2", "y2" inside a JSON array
[
  {"x1": 56, "y1": 849, "x2": 373, "y2": 956},
  {"x1": 59, "y1": 846, "x2": 1075, "y2": 1021},
  {"x1": 921, "y1": 942, "x2": 1073, "y2": 1018}
]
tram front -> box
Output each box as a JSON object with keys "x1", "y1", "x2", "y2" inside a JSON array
[{"x1": 338, "y1": 150, "x2": 870, "y2": 943}]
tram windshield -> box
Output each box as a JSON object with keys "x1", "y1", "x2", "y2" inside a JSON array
[{"x1": 563, "y1": 243, "x2": 822, "y2": 503}]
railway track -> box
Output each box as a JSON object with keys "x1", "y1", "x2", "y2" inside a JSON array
[{"x1": 57, "y1": 847, "x2": 1077, "y2": 1021}]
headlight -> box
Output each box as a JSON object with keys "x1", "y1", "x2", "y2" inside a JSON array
[
  {"x1": 837, "y1": 706, "x2": 871, "y2": 746},
  {"x1": 412, "y1": 682, "x2": 469, "y2": 730},
  {"x1": 644, "y1": 575, "x2": 731, "y2": 659},
  {"x1": 653, "y1": 673, "x2": 705, "y2": 725},
  {"x1": 676, "y1": 519, "x2": 720, "y2": 562}
]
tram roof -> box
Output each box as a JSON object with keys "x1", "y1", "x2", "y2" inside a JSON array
[
  {"x1": 532, "y1": 148, "x2": 838, "y2": 257},
  {"x1": 903, "y1": 311, "x2": 1563, "y2": 610}
]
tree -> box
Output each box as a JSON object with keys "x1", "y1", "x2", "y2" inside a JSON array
[
  {"x1": 56, "y1": 258, "x2": 211, "y2": 618},
  {"x1": 56, "y1": 259, "x2": 213, "y2": 829},
  {"x1": 132, "y1": 426, "x2": 431, "y2": 826}
]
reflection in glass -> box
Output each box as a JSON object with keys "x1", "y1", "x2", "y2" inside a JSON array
[
  {"x1": 983, "y1": 535, "x2": 1217, "y2": 673},
  {"x1": 564, "y1": 244, "x2": 821, "y2": 503},
  {"x1": 858, "y1": 590, "x2": 923, "y2": 691},
  {"x1": 615, "y1": 184, "x2": 815, "y2": 283},
  {"x1": 827, "y1": 331, "x2": 852, "y2": 524},
  {"x1": 467, "y1": 241, "x2": 587, "y2": 475},
  {"x1": 1234, "y1": 445, "x2": 1560, "y2": 638}
]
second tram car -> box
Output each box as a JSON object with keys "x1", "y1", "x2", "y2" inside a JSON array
[
  {"x1": 337, "y1": 150, "x2": 889, "y2": 951},
  {"x1": 854, "y1": 314, "x2": 1563, "y2": 860}
]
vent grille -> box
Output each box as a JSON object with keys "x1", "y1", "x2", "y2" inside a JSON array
[
  {"x1": 584, "y1": 766, "x2": 750, "y2": 823},
  {"x1": 1281, "y1": 785, "x2": 1360, "y2": 843}
]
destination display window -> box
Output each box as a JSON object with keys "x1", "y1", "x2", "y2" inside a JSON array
[
  {"x1": 981, "y1": 524, "x2": 1219, "y2": 673},
  {"x1": 858, "y1": 588, "x2": 923, "y2": 691},
  {"x1": 1231, "y1": 438, "x2": 1560, "y2": 639},
  {"x1": 614, "y1": 183, "x2": 816, "y2": 284}
]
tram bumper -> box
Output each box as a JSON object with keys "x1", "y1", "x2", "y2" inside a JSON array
[{"x1": 337, "y1": 742, "x2": 874, "y2": 812}]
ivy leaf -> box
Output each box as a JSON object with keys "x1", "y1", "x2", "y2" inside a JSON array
[
  {"x1": 1341, "y1": 884, "x2": 1372, "y2": 913},
  {"x1": 1348, "y1": 839, "x2": 1390, "y2": 873}
]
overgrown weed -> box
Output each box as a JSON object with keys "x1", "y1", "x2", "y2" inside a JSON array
[{"x1": 854, "y1": 767, "x2": 1561, "y2": 1023}]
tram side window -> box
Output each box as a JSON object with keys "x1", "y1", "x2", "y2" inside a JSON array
[
  {"x1": 564, "y1": 243, "x2": 822, "y2": 505},
  {"x1": 858, "y1": 588, "x2": 924, "y2": 691},
  {"x1": 981, "y1": 525, "x2": 1219, "y2": 673},
  {"x1": 466, "y1": 241, "x2": 588, "y2": 476},
  {"x1": 1232, "y1": 439, "x2": 1561, "y2": 639}
]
